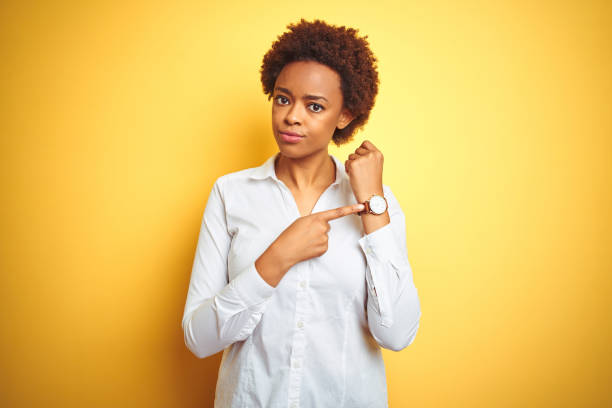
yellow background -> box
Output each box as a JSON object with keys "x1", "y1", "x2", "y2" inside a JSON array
[{"x1": 1, "y1": 0, "x2": 610, "y2": 406}]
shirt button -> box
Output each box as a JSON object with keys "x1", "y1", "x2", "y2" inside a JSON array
[
  {"x1": 299, "y1": 281, "x2": 306, "y2": 289},
  {"x1": 366, "y1": 247, "x2": 374, "y2": 255},
  {"x1": 293, "y1": 360, "x2": 301, "y2": 368},
  {"x1": 297, "y1": 321, "x2": 304, "y2": 329},
  {"x1": 290, "y1": 403, "x2": 297, "y2": 408}
]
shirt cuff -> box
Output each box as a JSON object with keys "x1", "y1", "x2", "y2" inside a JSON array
[{"x1": 231, "y1": 261, "x2": 276, "y2": 307}]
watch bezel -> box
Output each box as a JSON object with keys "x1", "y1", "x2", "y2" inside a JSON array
[{"x1": 368, "y1": 194, "x2": 388, "y2": 215}]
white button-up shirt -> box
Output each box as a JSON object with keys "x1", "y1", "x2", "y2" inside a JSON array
[{"x1": 182, "y1": 152, "x2": 421, "y2": 408}]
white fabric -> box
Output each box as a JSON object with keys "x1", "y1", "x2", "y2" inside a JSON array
[{"x1": 182, "y1": 152, "x2": 421, "y2": 408}]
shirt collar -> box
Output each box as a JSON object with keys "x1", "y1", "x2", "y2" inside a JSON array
[{"x1": 249, "y1": 151, "x2": 346, "y2": 188}]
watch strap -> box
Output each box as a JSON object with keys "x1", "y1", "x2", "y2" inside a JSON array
[
  {"x1": 357, "y1": 199, "x2": 370, "y2": 216},
  {"x1": 356, "y1": 194, "x2": 387, "y2": 216}
]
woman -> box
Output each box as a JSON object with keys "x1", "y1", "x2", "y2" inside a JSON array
[{"x1": 182, "y1": 18, "x2": 421, "y2": 408}]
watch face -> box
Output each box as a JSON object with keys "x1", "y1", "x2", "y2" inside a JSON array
[{"x1": 369, "y1": 195, "x2": 387, "y2": 214}]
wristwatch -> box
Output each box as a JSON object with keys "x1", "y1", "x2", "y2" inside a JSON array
[{"x1": 356, "y1": 194, "x2": 388, "y2": 216}]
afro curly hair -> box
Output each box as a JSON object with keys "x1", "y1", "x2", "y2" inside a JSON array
[{"x1": 260, "y1": 18, "x2": 380, "y2": 146}]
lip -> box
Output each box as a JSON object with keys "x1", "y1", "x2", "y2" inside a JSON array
[
  {"x1": 279, "y1": 130, "x2": 305, "y2": 144},
  {"x1": 280, "y1": 130, "x2": 303, "y2": 137}
]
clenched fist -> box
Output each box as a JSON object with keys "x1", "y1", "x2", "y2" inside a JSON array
[{"x1": 344, "y1": 140, "x2": 384, "y2": 203}]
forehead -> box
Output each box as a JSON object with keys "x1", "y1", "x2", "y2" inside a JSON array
[{"x1": 275, "y1": 60, "x2": 342, "y2": 98}]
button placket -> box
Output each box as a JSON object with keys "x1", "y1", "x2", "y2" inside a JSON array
[
  {"x1": 287, "y1": 265, "x2": 309, "y2": 407},
  {"x1": 291, "y1": 357, "x2": 301, "y2": 368}
]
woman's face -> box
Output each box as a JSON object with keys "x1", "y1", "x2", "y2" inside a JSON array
[{"x1": 271, "y1": 60, "x2": 353, "y2": 158}]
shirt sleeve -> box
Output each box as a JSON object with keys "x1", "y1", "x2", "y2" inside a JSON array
[
  {"x1": 181, "y1": 178, "x2": 276, "y2": 359},
  {"x1": 358, "y1": 185, "x2": 422, "y2": 351}
]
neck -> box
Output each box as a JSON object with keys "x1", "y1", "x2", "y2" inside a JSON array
[{"x1": 274, "y1": 150, "x2": 336, "y2": 190}]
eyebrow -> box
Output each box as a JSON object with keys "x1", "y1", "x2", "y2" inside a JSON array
[{"x1": 274, "y1": 87, "x2": 329, "y2": 103}]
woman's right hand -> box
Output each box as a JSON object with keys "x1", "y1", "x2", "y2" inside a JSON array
[
  {"x1": 255, "y1": 203, "x2": 365, "y2": 287},
  {"x1": 278, "y1": 202, "x2": 366, "y2": 265}
]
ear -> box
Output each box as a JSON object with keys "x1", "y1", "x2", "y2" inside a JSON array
[{"x1": 336, "y1": 108, "x2": 354, "y2": 130}]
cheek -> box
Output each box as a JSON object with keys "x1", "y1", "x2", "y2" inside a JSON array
[
  {"x1": 319, "y1": 114, "x2": 341, "y2": 132},
  {"x1": 271, "y1": 107, "x2": 283, "y2": 124}
]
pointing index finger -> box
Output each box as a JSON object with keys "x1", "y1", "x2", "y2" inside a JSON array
[{"x1": 315, "y1": 203, "x2": 365, "y2": 221}]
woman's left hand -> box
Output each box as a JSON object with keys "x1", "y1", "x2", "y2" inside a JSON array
[{"x1": 344, "y1": 140, "x2": 384, "y2": 203}]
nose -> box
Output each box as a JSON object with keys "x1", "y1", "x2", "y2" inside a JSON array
[{"x1": 284, "y1": 102, "x2": 304, "y2": 125}]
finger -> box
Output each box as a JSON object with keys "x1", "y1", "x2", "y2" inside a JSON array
[
  {"x1": 361, "y1": 140, "x2": 379, "y2": 152},
  {"x1": 348, "y1": 153, "x2": 360, "y2": 161},
  {"x1": 355, "y1": 147, "x2": 369, "y2": 155},
  {"x1": 314, "y1": 203, "x2": 365, "y2": 221}
]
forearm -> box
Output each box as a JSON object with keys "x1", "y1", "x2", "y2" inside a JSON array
[
  {"x1": 360, "y1": 211, "x2": 390, "y2": 235},
  {"x1": 254, "y1": 242, "x2": 292, "y2": 287},
  {"x1": 182, "y1": 262, "x2": 276, "y2": 359},
  {"x1": 366, "y1": 276, "x2": 421, "y2": 351},
  {"x1": 357, "y1": 186, "x2": 422, "y2": 351},
  {"x1": 184, "y1": 292, "x2": 269, "y2": 358}
]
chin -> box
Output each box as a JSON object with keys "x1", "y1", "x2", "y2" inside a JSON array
[{"x1": 276, "y1": 146, "x2": 303, "y2": 158}]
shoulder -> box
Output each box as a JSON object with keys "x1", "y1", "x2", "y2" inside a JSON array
[
  {"x1": 213, "y1": 164, "x2": 263, "y2": 198},
  {"x1": 215, "y1": 168, "x2": 251, "y2": 187}
]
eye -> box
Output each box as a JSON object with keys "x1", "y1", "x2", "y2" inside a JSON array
[
  {"x1": 274, "y1": 95, "x2": 324, "y2": 113},
  {"x1": 309, "y1": 103, "x2": 324, "y2": 113},
  {"x1": 274, "y1": 95, "x2": 289, "y2": 105}
]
